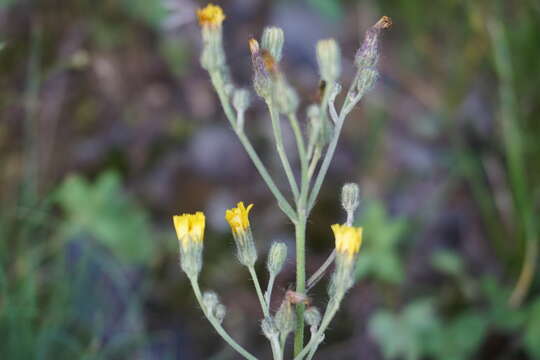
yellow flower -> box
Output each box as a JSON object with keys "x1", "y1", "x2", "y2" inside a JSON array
[
  {"x1": 173, "y1": 212, "x2": 206, "y2": 250},
  {"x1": 331, "y1": 224, "x2": 363, "y2": 260},
  {"x1": 196, "y1": 4, "x2": 225, "y2": 28},
  {"x1": 225, "y1": 202, "x2": 253, "y2": 235}
]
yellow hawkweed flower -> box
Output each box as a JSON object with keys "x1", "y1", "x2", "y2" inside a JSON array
[
  {"x1": 196, "y1": 4, "x2": 225, "y2": 28},
  {"x1": 173, "y1": 212, "x2": 206, "y2": 250},
  {"x1": 225, "y1": 202, "x2": 253, "y2": 235},
  {"x1": 331, "y1": 224, "x2": 363, "y2": 260}
]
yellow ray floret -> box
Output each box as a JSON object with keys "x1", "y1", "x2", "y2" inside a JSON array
[
  {"x1": 173, "y1": 212, "x2": 206, "y2": 249},
  {"x1": 331, "y1": 224, "x2": 363, "y2": 260},
  {"x1": 225, "y1": 202, "x2": 253, "y2": 235},
  {"x1": 197, "y1": 4, "x2": 225, "y2": 28}
]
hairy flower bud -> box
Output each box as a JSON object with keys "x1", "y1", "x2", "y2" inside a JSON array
[
  {"x1": 353, "y1": 16, "x2": 391, "y2": 96},
  {"x1": 267, "y1": 242, "x2": 287, "y2": 276},
  {"x1": 198, "y1": 5, "x2": 227, "y2": 72},
  {"x1": 341, "y1": 183, "x2": 360, "y2": 224},
  {"x1": 215, "y1": 304, "x2": 226, "y2": 324},
  {"x1": 202, "y1": 291, "x2": 227, "y2": 323},
  {"x1": 233, "y1": 88, "x2": 250, "y2": 130},
  {"x1": 261, "y1": 27, "x2": 284, "y2": 62},
  {"x1": 275, "y1": 298, "x2": 296, "y2": 339},
  {"x1": 317, "y1": 38, "x2": 341, "y2": 83},
  {"x1": 261, "y1": 316, "x2": 279, "y2": 339},
  {"x1": 202, "y1": 291, "x2": 219, "y2": 312},
  {"x1": 274, "y1": 79, "x2": 299, "y2": 114},
  {"x1": 304, "y1": 307, "x2": 322, "y2": 329}
]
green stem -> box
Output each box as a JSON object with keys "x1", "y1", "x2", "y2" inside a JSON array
[
  {"x1": 306, "y1": 250, "x2": 336, "y2": 291},
  {"x1": 248, "y1": 266, "x2": 270, "y2": 317},
  {"x1": 189, "y1": 277, "x2": 258, "y2": 360},
  {"x1": 293, "y1": 215, "x2": 307, "y2": 356},
  {"x1": 265, "y1": 273, "x2": 276, "y2": 308},
  {"x1": 209, "y1": 70, "x2": 297, "y2": 221},
  {"x1": 268, "y1": 102, "x2": 300, "y2": 200}
]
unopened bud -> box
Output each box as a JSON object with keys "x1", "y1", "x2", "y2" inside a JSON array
[
  {"x1": 233, "y1": 89, "x2": 250, "y2": 130},
  {"x1": 275, "y1": 79, "x2": 299, "y2": 114},
  {"x1": 341, "y1": 183, "x2": 360, "y2": 224},
  {"x1": 215, "y1": 304, "x2": 226, "y2": 324},
  {"x1": 317, "y1": 38, "x2": 341, "y2": 82},
  {"x1": 202, "y1": 291, "x2": 219, "y2": 313},
  {"x1": 267, "y1": 242, "x2": 287, "y2": 276},
  {"x1": 353, "y1": 16, "x2": 391, "y2": 96},
  {"x1": 275, "y1": 299, "x2": 296, "y2": 338},
  {"x1": 261, "y1": 27, "x2": 284, "y2": 62},
  {"x1": 304, "y1": 307, "x2": 321, "y2": 328},
  {"x1": 261, "y1": 316, "x2": 279, "y2": 339}
]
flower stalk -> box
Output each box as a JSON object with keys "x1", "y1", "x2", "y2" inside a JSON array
[{"x1": 172, "y1": 4, "x2": 390, "y2": 359}]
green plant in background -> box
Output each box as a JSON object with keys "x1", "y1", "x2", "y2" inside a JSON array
[
  {"x1": 355, "y1": 200, "x2": 408, "y2": 284},
  {"x1": 56, "y1": 171, "x2": 154, "y2": 265},
  {"x1": 171, "y1": 3, "x2": 391, "y2": 359}
]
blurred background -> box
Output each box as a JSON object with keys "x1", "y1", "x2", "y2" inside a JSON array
[{"x1": 1, "y1": 0, "x2": 539, "y2": 359}]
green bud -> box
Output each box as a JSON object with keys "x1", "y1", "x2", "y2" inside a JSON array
[
  {"x1": 275, "y1": 299, "x2": 296, "y2": 338},
  {"x1": 261, "y1": 27, "x2": 284, "y2": 62},
  {"x1": 233, "y1": 88, "x2": 250, "y2": 113},
  {"x1": 307, "y1": 104, "x2": 332, "y2": 151},
  {"x1": 341, "y1": 183, "x2": 360, "y2": 224},
  {"x1": 317, "y1": 38, "x2": 341, "y2": 82},
  {"x1": 275, "y1": 79, "x2": 299, "y2": 114},
  {"x1": 261, "y1": 316, "x2": 279, "y2": 339},
  {"x1": 304, "y1": 307, "x2": 321, "y2": 328},
  {"x1": 215, "y1": 304, "x2": 226, "y2": 324},
  {"x1": 267, "y1": 242, "x2": 287, "y2": 276},
  {"x1": 233, "y1": 88, "x2": 250, "y2": 130},
  {"x1": 202, "y1": 291, "x2": 219, "y2": 313}
]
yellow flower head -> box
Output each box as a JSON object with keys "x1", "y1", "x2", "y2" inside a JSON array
[
  {"x1": 331, "y1": 224, "x2": 363, "y2": 260},
  {"x1": 225, "y1": 202, "x2": 253, "y2": 235},
  {"x1": 173, "y1": 212, "x2": 206, "y2": 249},
  {"x1": 196, "y1": 4, "x2": 225, "y2": 28}
]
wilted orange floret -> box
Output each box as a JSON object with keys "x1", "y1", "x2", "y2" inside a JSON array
[
  {"x1": 197, "y1": 4, "x2": 225, "y2": 28},
  {"x1": 331, "y1": 224, "x2": 363, "y2": 260}
]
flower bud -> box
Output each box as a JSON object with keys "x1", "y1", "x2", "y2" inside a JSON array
[
  {"x1": 250, "y1": 38, "x2": 276, "y2": 100},
  {"x1": 267, "y1": 242, "x2": 287, "y2": 276},
  {"x1": 233, "y1": 88, "x2": 250, "y2": 130},
  {"x1": 317, "y1": 38, "x2": 341, "y2": 83},
  {"x1": 215, "y1": 304, "x2": 226, "y2": 324},
  {"x1": 225, "y1": 202, "x2": 258, "y2": 267},
  {"x1": 304, "y1": 307, "x2": 321, "y2": 328},
  {"x1": 233, "y1": 88, "x2": 250, "y2": 113},
  {"x1": 173, "y1": 212, "x2": 205, "y2": 279},
  {"x1": 202, "y1": 291, "x2": 219, "y2": 312},
  {"x1": 341, "y1": 183, "x2": 360, "y2": 224},
  {"x1": 274, "y1": 79, "x2": 299, "y2": 114},
  {"x1": 261, "y1": 316, "x2": 279, "y2": 339},
  {"x1": 261, "y1": 27, "x2": 284, "y2": 62},
  {"x1": 202, "y1": 291, "x2": 226, "y2": 323},
  {"x1": 275, "y1": 298, "x2": 296, "y2": 339},
  {"x1": 353, "y1": 16, "x2": 391, "y2": 96}
]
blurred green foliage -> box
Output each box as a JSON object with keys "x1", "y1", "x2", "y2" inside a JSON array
[
  {"x1": 355, "y1": 200, "x2": 407, "y2": 284},
  {"x1": 55, "y1": 171, "x2": 154, "y2": 265}
]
